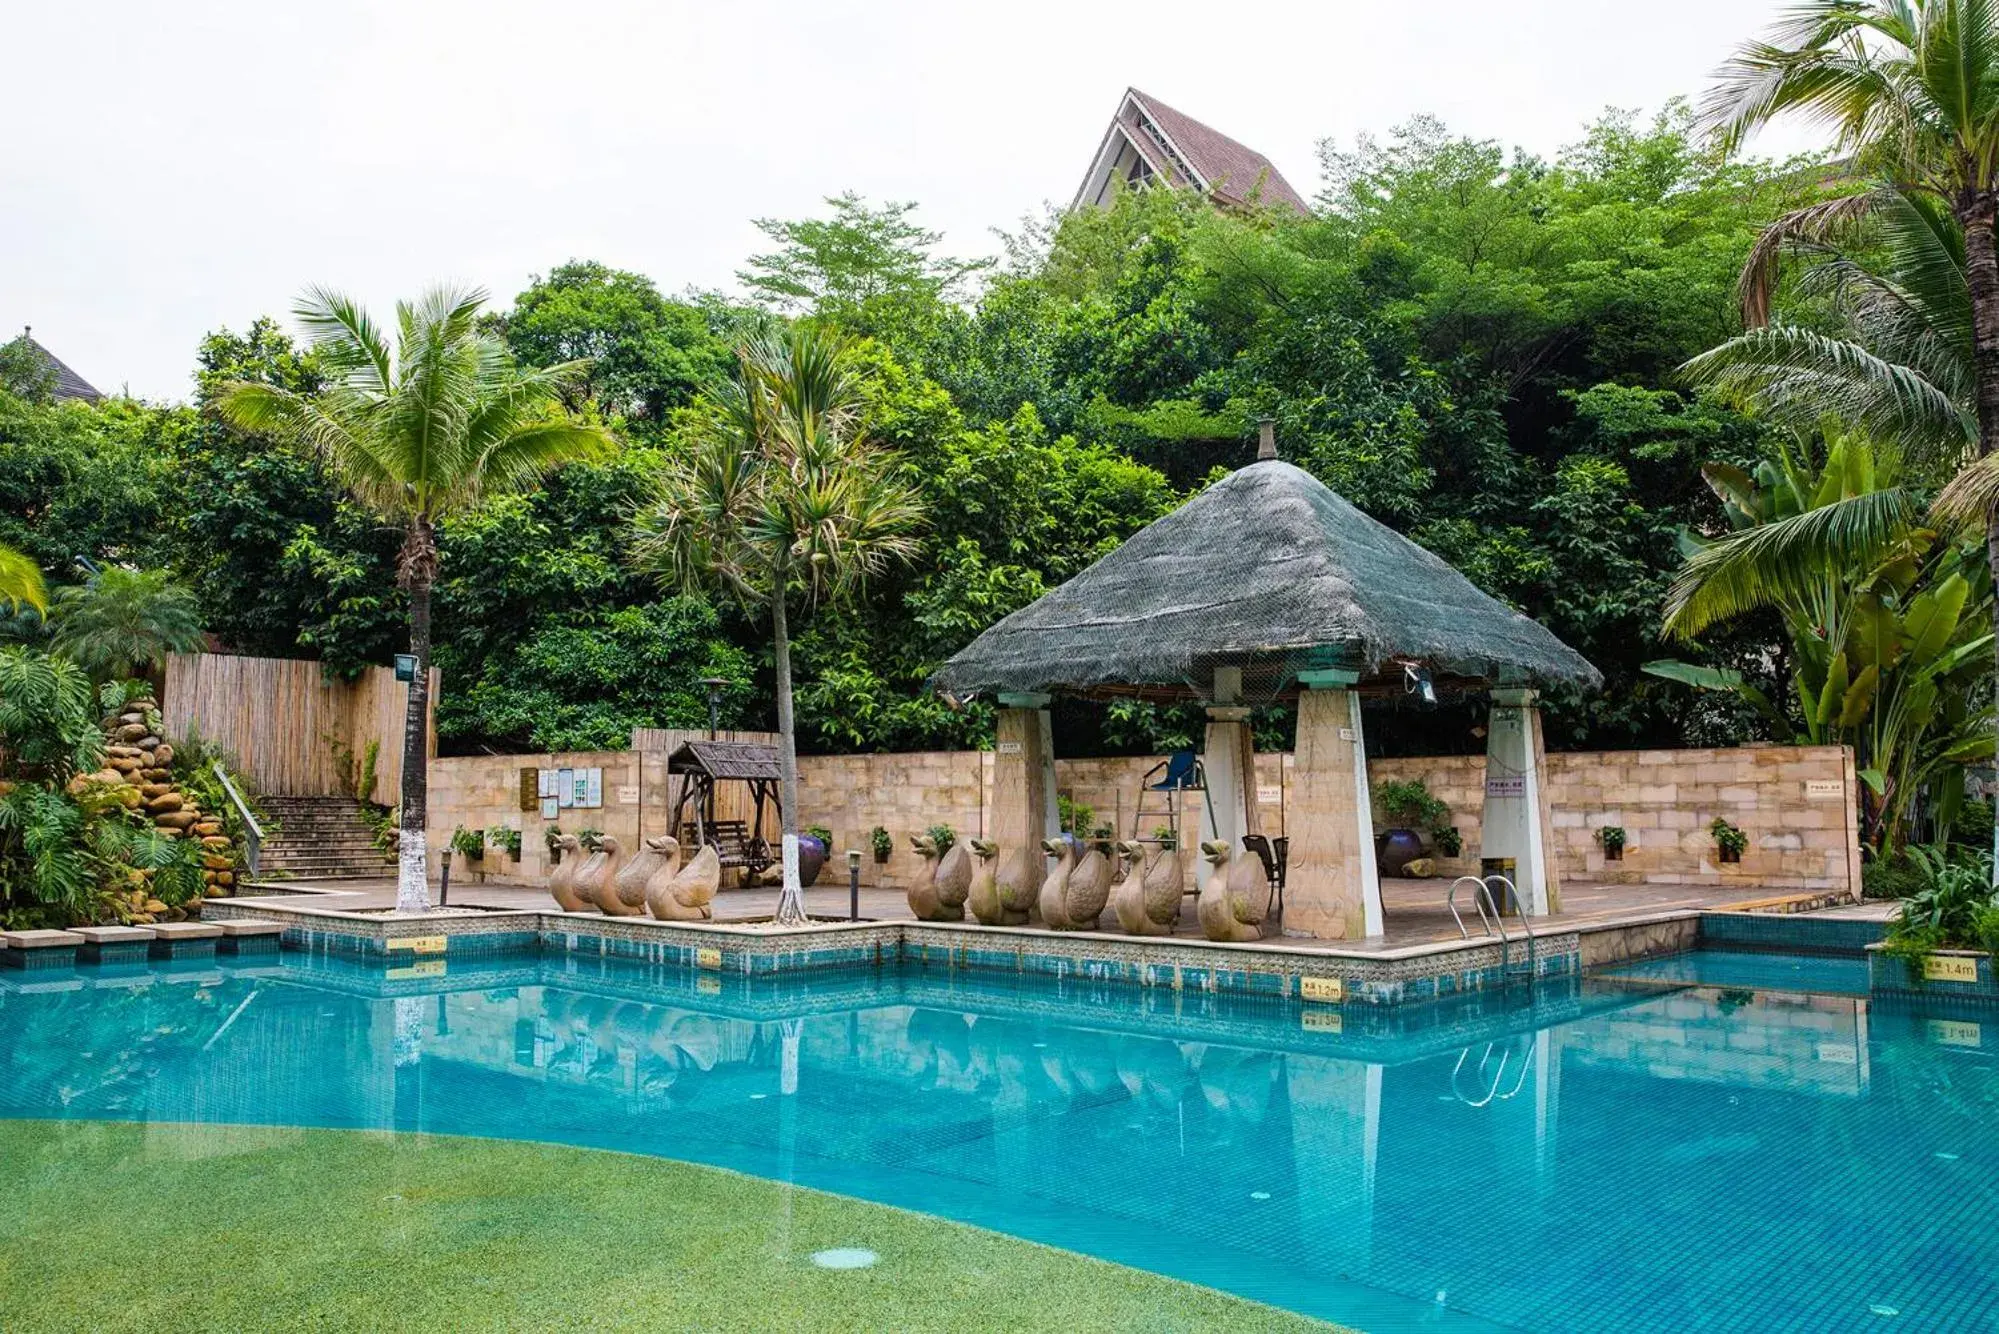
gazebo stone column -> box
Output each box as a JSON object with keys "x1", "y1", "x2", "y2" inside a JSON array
[
  {"x1": 1482, "y1": 686, "x2": 1561, "y2": 916},
  {"x1": 1197, "y1": 669, "x2": 1260, "y2": 893},
  {"x1": 1282, "y1": 669, "x2": 1382, "y2": 940},
  {"x1": 993, "y1": 692, "x2": 1057, "y2": 896}
]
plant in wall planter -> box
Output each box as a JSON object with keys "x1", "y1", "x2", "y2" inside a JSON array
[
  {"x1": 870, "y1": 825, "x2": 893, "y2": 864},
  {"x1": 1431, "y1": 824, "x2": 1463, "y2": 858},
  {"x1": 1154, "y1": 826, "x2": 1178, "y2": 852},
  {"x1": 1375, "y1": 779, "x2": 1450, "y2": 877},
  {"x1": 544, "y1": 826, "x2": 565, "y2": 865},
  {"x1": 1710, "y1": 818, "x2": 1747, "y2": 865},
  {"x1": 1599, "y1": 826, "x2": 1626, "y2": 861},
  {"x1": 450, "y1": 826, "x2": 485, "y2": 862},
  {"x1": 490, "y1": 826, "x2": 523, "y2": 861},
  {"x1": 577, "y1": 828, "x2": 604, "y2": 853}
]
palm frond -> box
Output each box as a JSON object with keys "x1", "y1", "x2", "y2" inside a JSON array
[
  {"x1": 0, "y1": 542, "x2": 47, "y2": 615},
  {"x1": 1682, "y1": 323, "x2": 1973, "y2": 453},
  {"x1": 1664, "y1": 487, "x2": 1919, "y2": 638}
]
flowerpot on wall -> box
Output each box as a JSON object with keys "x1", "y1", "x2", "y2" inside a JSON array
[
  {"x1": 1718, "y1": 847, "x2": 1742, "y2": 865},
  {"x1": 1377, "y1": 828, "x2": 1426, "y2": 878}
]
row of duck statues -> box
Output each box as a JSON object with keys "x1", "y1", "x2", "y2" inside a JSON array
[
  {"x1": 546, "y1": 834, "x2": 721, "y2": 921},
  {"x1": 907, "y1": 834, "x2": 1268, "y2": 942}
]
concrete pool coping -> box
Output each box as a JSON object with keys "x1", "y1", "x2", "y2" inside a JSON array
[{"x1": 200, "y1": 884, "x2": 1726, "y2": 1006}]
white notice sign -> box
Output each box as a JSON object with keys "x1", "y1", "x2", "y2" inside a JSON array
[
  {"x1": 1485, "y1": 777, "x2": 1525, "y2": 798},
  {"x1": 1256, "y1": 786, "x2": 1282, "y2": 804}
]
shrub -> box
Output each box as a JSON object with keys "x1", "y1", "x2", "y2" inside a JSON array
[
  {"x1": 1057, "y1": 795, "x2": 1094, "y2": 836},
  {"x1": 1377, "y1": 779, "x2": 1447, "y2": 831},
  {"x1": 450, "y1": 827, "x2": 484, "y2": 859},
  {"x1": 1862, "y1": 853, "x2": 1927, "y2": 901}
]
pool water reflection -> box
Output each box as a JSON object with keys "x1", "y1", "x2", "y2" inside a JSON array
[{"x1": 2, "y1": 952, "x2": 1994, "y2": 1332}]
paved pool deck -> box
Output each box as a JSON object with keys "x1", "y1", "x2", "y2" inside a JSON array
[{"x1": 234, "y1": 872, "x2": 1868, "y2": 955}]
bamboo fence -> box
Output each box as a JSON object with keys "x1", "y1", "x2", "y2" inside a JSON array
[{"x1": 162, "y1": 653, "x2": 438, "y2": 801}]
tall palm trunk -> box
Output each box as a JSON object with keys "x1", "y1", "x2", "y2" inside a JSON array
[
  {"x1": 1962, "y1": 201, "x2": 1999, "y2": 870},
  {"x1": 396, "y1": 519, "x2": 436, "y2": 914},
  {"x1": 769, "y1": 584, "x2": 805, "y2": 925}
]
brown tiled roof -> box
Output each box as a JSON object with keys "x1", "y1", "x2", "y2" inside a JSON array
[
  {"x1": 1127, "y1": 88, "x2": 1309, "y2": 214},
  {"x1": 7, "y1": 330, "x2": 102, "y2": 402}
]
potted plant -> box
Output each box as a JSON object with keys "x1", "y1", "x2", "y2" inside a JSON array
[
  {"x1": 490, "y1": 826, "x2": 523, "y2": 862},
  {"x1": 870, "y1": 825, "x2": 893, "y2": 864},
  {"x1": 1376, "y1": 780, "x2": 1449, "y2": 877},
  {"x1": 926, "y1": 824, "x2": 957, "y2": 857},
  {"x1": 451, "y1": 827, "x2": 485, "y2": 881},
  {"x1": 1430, "y1": 823, "x2": 1463, "y2": 858},
  {"x1": 1599, "y1": 826, "x2": 1626, "y2": 861},
  {"x1": 1710, "y1": 818, "x2": 1747, "y2": 865},
  {"x1": 544, "y1": 825, "x2": 565, "y2": 865},
  {"x1": 577, "y1": 827, "x2": 604, "y2": 853},
  {"x1": 1154, "y1": 826, "x2": 1177, "y2": 852},
  {"x1": 799, "y1": 824, "x2": 832, "y2": 887}
]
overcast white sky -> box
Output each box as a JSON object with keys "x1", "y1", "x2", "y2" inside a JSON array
[{"x1": 6, "y1": 0, "x2": 1821, "y2": 403}]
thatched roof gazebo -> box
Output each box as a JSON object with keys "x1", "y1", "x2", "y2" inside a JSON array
[
  {"x1": 936, "y1": 449, "x2": 1597, "y2": 942},
  {"x1": 934, "y1": 460, "x2": 1599, "y2": 703},
  {"x1": 667, "y1": 741, "x2": 784, "y2": 877}
]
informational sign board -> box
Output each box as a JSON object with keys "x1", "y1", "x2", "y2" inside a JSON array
[
  {"x1": 1485, "y1": 776, "x2": 1525, "y2": 798},
  {"x1": 540, "y1": 797, "x2": 559, "y2": 821}
]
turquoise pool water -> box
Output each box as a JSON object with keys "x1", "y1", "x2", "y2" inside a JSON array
[{"x1": 3, "y1": 952, "x2": 1995, "y2": 1332}]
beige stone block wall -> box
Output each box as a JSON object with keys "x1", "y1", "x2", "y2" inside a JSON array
[{"x1": 427, "y1": 740, "x2": 1861, "y2": 898}]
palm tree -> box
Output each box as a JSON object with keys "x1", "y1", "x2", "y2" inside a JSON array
[
  {"x1": 219, "y1": 287, "x2": 610, "y2": 913},
  {"x1": 633, "y1": 326, "x2": 923, "y2": 925},
  {"x1": 1705, "y1": 0, "x2": 1999, "y2": 860},
  {"x1": 0, "y1": 543, "x2": 45, "y2": 616},
  {"x1": 51, "y1": 566, "x2": 204, "y2": 681}
]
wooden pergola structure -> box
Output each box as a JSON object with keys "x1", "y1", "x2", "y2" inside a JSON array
[
  {"x1": 934, "y1": 436, "x2": 1600, "y2": 940},
  {"x1": 666, "y1": 741, "x2": 783, "y2": 879}
]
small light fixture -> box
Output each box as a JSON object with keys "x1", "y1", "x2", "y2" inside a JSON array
[
  {"x1": 698, "y1": 675, "x2": 732, "y2": 738},
  {"x1": 1403, "y1": 662, "x2": 1437, "y2": 707}
]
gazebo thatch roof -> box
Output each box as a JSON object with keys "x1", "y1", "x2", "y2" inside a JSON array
[
  {"x1": 934, "y1": 460, "x2": 1600, "y2": 702},
  {"x1": 667, "y1": 741, "x2": 783, "y2": 782}
]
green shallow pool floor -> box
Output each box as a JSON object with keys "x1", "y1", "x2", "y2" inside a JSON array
[{"x1": 0, "y1": 1120, "x2": 1335, "y2": 1333}]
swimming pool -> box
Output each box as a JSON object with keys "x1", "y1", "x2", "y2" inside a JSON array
[{"x1": 3, "y1": 952, "x2": 1993, "y2": 1332}]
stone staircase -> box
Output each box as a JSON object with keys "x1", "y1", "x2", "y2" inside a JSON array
[{"x1": 258, "y1": 796, "x2": 395, "y2": 882}]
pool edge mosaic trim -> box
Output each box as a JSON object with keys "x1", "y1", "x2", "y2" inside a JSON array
[{"x1": 193, "y1": 896, "x2": 1717, "y2": 1007}]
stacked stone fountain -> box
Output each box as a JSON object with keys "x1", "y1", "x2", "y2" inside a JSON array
[{"x1": 91, "y1": 694, "x2": 235, "y2": 917}]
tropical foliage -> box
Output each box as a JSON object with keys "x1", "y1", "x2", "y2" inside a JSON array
[
  {"x1": 633, "y1": 326, "x2": 923, "y2": 923},
  {"x1": 50, "y1": 566, "x2": 204, "y2": 680},
  {"x1": 217, "y1": 287, "x2": 613, "y2": 911},
  {"x1": 1647, "y1": 433, "x2": 1994, "y2": 848}
]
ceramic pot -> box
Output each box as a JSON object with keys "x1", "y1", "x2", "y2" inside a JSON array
[
  {"x1": 1377, "y1": 828, "x2": 1426, "y2": 877},
  {"x1": 798, "y1": 834, "x2": 828, "y2": 887}
]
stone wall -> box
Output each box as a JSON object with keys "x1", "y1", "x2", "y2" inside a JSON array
[{"x1": 424, "y1": 741, "x2": 1861, "y2": 897}]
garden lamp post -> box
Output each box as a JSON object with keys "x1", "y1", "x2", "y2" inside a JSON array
[{"x1": 698, "y1": 676, "x2": 731, "y2": 739}]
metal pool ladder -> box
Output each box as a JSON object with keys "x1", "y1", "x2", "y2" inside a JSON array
[
  {"x1": 1446, "y1": 873, "x2": 1538, "y2": 984},
  {"x1": 1450, "y1": 1034, "x2": 1539, "y2": 1106}
]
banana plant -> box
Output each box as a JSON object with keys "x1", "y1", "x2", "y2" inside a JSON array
[{"x1": 1646, "y1": 432, "x2": 1994, "y2": 849}]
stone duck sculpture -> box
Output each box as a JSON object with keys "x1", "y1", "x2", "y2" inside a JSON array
[
  {"x1": 1196, "y1": 839, "x2": 1267, "y2": 942},
  {"x1": 1039, "y1": 836, "x2": 1109, "y2": 930},
  {"x1": 571, "y1": 836, "x2": 619, "y2": 915},
  {"x1": 907, "y1": 832, "x2": 972, "y2": 921},
  {"x1": 647, "y1": 842, "x2": 720, "y2": 921},
  {"x1": 607, "y1": 835, "x2": 675, "y2": 916},
  {"x1": 547, "y1": 834, "x2": 588, "y2": 912},
  {"x1": 965, "y1": 838, "x2": 1004, "y2": 925},
  {"x1": 1113, "y1": 840, "x2": 1182, "y2": 936}
]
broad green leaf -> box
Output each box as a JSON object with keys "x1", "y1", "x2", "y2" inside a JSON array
[
  {"x1": 1815, "y1": 651, "x2": 1849, "y2": 730},
  {"x1": 1641, "y1": 660, "x2": 1745, "y2": 690},
  {"x1": 1905, "y1": 572, "x2": 1969, "y2": 663},
  {"x1": 1858, "y1": 767, "x2": 1886, "y2": 795},
  {"x1": 1837, "y1": 663, "x2": 1878, "y2": 729}
]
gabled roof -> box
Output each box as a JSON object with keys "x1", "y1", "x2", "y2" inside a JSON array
[
  {"x1": 934, "y1": 460, "x2": 1599, "y2": 702},
  {"x1": 1073, "y1": 88, "x2": 1309, "y2": 215},
  {"x1": 8, "y1": 329, "x2": 102, "y2": 402},
  {"x1": 667, "y1": 740, "x2": 783, "y2": 782}
]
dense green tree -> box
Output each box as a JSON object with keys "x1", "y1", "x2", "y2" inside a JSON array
[{"x1": 498, "y1": 262, "x2": 729, "y2": 426}]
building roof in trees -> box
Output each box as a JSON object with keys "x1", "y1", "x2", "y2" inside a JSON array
[
  {"x1": 1073, "y1": 88, "x2": 1308, "y2": 215},
  {"x1": 933, "y1": 459, "x2": 1600, "y2": 703},
  {"x1": 11, "y1": 328, "x2": 103, "y2": 402}
]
